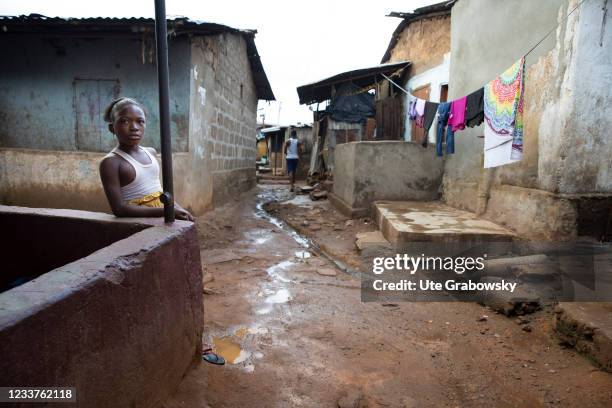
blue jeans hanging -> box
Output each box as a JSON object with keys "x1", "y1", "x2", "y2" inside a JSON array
[{"x1": 436, "y1": 102, "x2": 454, "y2": 157}]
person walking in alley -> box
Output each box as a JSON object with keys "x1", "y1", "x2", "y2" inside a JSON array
[
  {"x1": 284, "y1": 129, "x2": 301, "y2": 192},
  {"x1": 99, "y1": 97, "x2": 194, "y2": 221}
]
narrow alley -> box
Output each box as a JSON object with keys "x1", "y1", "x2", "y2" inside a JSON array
[
  {"x1": 164, "y1": 186, "x2": 612, "y2": 408},
  {"x1": 1, "y1": 1, "x2": 611, "y2": 407}
]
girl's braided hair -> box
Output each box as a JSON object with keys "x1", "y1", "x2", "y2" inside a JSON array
[{"x1": 103, "y1": 97, "x2": 147, "y2": 123}]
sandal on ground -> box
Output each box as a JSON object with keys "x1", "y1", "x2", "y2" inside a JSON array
[
  {"x1": 202, "y1": 348, "x2": 225, "y2": 365},
  {"x1": 202, "y1": 353, "x2": 225, "y2": 365}
]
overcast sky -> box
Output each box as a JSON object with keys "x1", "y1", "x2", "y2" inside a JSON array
[{"x1": 0, "y1": 0, "x2": 437, "y2": 125}]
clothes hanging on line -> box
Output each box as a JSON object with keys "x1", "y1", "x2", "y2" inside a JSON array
[
  {"x1": 448, "y1": 96, "x2": 467, "y2": 132},
  {"x1": 408, "y1": 96, "x2": 417, "y2": 120},
  {"x1": 483, "y1": 57, "x2": 525, "y2": 168},
  {"x1": 415, "y1": 98, "x2": 426, "y2": 127},
  {"x1": 436, "y1": 102, "x2": 454, "y2": 156},
  {"x1": 465, "y1": 87, "x2": 484, "y2": 127},
  {"x1": 418, "y1": 101, "x2": 439, "y2": 147},
  {"x1": 423, "y1": 101, "x2": 439, "y2": 132}
]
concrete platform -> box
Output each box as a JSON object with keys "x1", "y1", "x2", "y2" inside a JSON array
[
  {"x1": 373, "y1": 201, "x2": 515, "y2": 249},
  {"x1": 554, "y1": 303, "x2": 612, "y2": 372}
]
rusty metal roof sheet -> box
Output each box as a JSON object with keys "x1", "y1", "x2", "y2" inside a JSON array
[{"x1": 296, "y1": 61, "x2": 410, "y2": 105}]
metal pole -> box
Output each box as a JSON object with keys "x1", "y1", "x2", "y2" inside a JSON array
[
  {"x1": 154, "y1": 0, "x2": 175, "y2": 223},
  {"x1": 381, "y1": 73, "x2": 410, "y2": 96}
]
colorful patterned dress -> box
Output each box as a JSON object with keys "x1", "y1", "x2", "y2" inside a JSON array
[{"x1": 483, "y1": 57, "x2": 525, "y2": 168}]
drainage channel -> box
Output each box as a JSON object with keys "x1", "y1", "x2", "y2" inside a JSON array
[{"x1": 254, "y1": 191, "x2": 369, "y2": 282}]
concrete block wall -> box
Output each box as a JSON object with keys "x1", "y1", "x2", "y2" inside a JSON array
[{"x1": 205, "y1": 33, "x2": 258, "y2": 206}]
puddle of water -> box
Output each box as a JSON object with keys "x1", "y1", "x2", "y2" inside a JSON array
[
  {"x1": 265, "y1": 288, "x2": 290, "y2": 304},
  {"x1": 266, "y1": 260, "x2": 294, "y2": 283},
  {"x1": 213, "y1": 336, "x2": 242, "y2": 364},
  {"x1": 295, "y1": 250, "x2": 311, "y2": 260},
  {"x1": 256, "y1": 306, "x2": 273, "y2": 315},
  {"x1": 249, "y1": 327, "x2": 268, "y2": 335},
  {"x1": 254, "y1": 197, "x2": 311, "y2": 248},
  {"x1": 213, "y1": 336, "x2": 253, "y2": 365},
  {"x1": 234, "y1": 326, "x2": 269, "y2": 338},
  {"x1": 234, "y1": 327, "x2": 249, "y2": 339}
]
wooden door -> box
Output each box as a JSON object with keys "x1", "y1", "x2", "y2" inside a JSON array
[
  {"x1": 375, "y1": 96, "x2": 403, "y2": 140},
  {"x1": 74, "y1": 79, "x2": 120, "y2": 151},
  {"x1": 411, "y1": 84, "x2": 430, "y2": 144}
]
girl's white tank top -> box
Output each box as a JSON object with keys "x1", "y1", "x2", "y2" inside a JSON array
[{"x1": 105, "y1": 146, "x2": 163, "y2": 202}]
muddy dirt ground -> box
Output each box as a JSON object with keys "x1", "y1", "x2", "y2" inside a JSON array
[{"x1": 163, "y1": 186, "x2": 612, "y2": 408}]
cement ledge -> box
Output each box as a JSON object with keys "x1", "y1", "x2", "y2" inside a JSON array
[{"x1": 328, "y1": 191, "x2": 370, "y2": 218}]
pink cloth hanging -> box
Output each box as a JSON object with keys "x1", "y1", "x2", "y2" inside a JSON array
[{"x1": 448, "y1": 96, "x2": 467, "y2": 132}]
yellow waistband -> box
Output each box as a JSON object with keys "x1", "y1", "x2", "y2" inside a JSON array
[{"x1": 128, "y1": 191, "x2": 163, "y2": 207}]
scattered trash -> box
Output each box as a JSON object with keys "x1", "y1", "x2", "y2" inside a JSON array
[
  {"x1": 309, "y1": 190, "x2": 328, "y2": 201},
  {"x1": 203, "y1": 287, "x2": 222, "y2": 295},
  {"x1": 478, "y1": 315, "x2": 489, "y2": 322}
]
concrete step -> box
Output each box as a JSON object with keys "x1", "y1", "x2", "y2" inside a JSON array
[
  {"x1": 373, "y1": 201, "x2": 515, "y2": 251},
  {"x1": 355, "y1": 230, "x2": 392, "y2": 252},
  {"x1": 258, "y1": 174, "x2": 290, "y2": 181},
  {"x1": 554, "y1": 302, "x2": 612, "y2": 372}
]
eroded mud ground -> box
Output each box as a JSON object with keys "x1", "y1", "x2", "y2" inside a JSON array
[{"x1": 163, "y1": 186, "x2": 612, "y2": 408}]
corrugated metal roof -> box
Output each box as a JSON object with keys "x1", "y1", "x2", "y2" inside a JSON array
[
  {"x1": 0, "y1": 14, "x2": 275, "y2": 100},
  {"x1": 296, "y1": 61, "x2": 410, "y2": 105}
]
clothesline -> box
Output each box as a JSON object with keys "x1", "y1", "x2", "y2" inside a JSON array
[
  {"x1": 382, "y1": 0, "x2": 589, "y2": 102},
  {"x1": 375, "y1": 0, "x2": 588, "y2": 168}
]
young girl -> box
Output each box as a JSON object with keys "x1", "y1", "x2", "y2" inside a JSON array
[{"x1": 99, "y1": 97, "x2": 194, "y2": 221}]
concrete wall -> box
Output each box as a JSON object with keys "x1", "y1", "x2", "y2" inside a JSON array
[
  {"x1": 444, "y1": 0, "x2": 612, "y2": 239},
  {"x1": 0, "y1": 206, "x2": 203, "y2": 408},
  {"x1": 0, "y1": 32, "x2": 261, "y2": 214},
  {"x1": 0, "y1": 34, "x2": 190, "y2": 152},
  {"x1": 330, "y1": 141, "x2": 444, "y2": 217},
  {"x1": 0, "y1": 148, "x2": 192, "y2": 214}
]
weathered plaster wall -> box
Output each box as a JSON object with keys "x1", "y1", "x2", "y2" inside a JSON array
[
  {"x1": 0, "y1": 34, "x2": 190, "y2": 152},
  {"x1": 0, "y1": 148, "x2": 194, "y2": 214},
  {"x1": 330, "y1": 141, "x2": 443, "y2": 216},
  {"x1": 537, "y1": 0, "x2": 612, "y2": 194},
  {"x1": 0, "y1": 206, "x2": 203, "y2": 408},
  {"x1": 387, "y1": 15, "x2": 451, "y2": 76},
  {"x1": 0, "y1": 32, "x2": 261, "y2": 214},
  {"x1": 444, "y1": 0, "x2": 611, "y2": 239}
]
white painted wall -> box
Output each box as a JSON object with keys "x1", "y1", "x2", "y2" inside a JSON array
[{"x1": 403, "y1": 52, "x2": 451, "y2": 143}]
